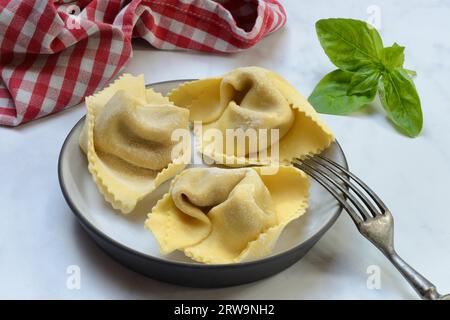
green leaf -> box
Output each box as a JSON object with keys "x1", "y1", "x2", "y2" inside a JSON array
[
  {"x1": 315, "y1": 18, "x2": 383, "y2": 72},
  {"x1": 382, "y1": 43, "x2": 405, "y2": 69},
  {"x1": 348, "y1": 66, "x2": 381, "y2": 95},
  {"x1": 308, "y1": 69, "x2": 376, "y2": 115},
  {"x1": 379, "y1": 69, "x2": 423, "y2": 137}
]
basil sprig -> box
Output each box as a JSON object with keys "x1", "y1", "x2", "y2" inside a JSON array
[{"x1": 308, "y1": 18, "x2": 423, "y2": 137}]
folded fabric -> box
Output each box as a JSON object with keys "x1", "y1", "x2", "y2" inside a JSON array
[{"x1": 0, "y1": 0, "x2": 286, "y2": 126}]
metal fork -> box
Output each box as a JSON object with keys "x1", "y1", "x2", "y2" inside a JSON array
[{"x1": 293, "y1": 155, "x2": 449, "y2": 300}]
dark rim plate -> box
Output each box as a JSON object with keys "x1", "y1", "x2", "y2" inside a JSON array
[{"x1": 58, "y1": 79, "x2": 348, "y2": 288}]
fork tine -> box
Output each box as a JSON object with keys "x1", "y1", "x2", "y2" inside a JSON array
[
  {"x1": 293, "y1": 162, "x2": 363, "y2": 225},
  {"x1": 297, "y1": 160, "x2": 372, "y2": 221},
  {"x1": 316, "y1": 155, "x2": 387, "y2": 211},
  {"x1": 305, "y1": 156, "x2": 382, "y2": 216}
]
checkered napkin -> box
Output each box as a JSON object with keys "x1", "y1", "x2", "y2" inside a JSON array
[{"x1": 0, "y1": 0, "x2": 286, "y2": 126}]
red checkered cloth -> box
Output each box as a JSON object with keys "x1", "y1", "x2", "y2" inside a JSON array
[{"x1": 0, "y1": 0, "x2": 286, "y2": 126}]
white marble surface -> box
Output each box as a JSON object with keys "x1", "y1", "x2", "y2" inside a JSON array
[{"x1": 1, "y1": 0, "x2": 450, "y2": 299}]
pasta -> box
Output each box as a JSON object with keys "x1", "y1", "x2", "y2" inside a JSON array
[
  {"x1": 76, "y1": 68, "x2": 335, "y2": 264},
  {"x1": 169, "y1": 67, "x2": 335, "y2": 166},
  {"x1": 79, "y1": 74, "x2": 190, "y2": 214},
  {"x1": 145, "y1": 166, "x2": 309, "y2": 264}
]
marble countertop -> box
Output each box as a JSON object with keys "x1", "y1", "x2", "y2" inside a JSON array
[{"x1": 1, "y1": 0, "x2": 450, "y2": 299}]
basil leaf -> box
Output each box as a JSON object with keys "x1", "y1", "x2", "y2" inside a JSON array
[
  {"x1": 348, "y1": 66, "x2": 381, "y2": 95},
  {"x1": 379, "y1": 69, "x2": 423, "y2": 137},
  {"x1": 315, "y1": 18, "x2": 383, "y2": 72},
  {"x1": 308, "y1": 69, "x2": 376, "y2": 115},
  {"x1": 382, "y1": 43, "x2": 405, "y2": 69}
]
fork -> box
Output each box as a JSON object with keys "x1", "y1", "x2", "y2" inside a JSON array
[{"x1": 293, "y1": 155, "x2": 450, "y2": 300}]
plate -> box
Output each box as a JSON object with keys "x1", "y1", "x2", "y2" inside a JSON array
[{"x1": 58, "y1": 79, "x2": 348, "y2": 287}]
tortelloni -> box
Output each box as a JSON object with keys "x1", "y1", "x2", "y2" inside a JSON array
[
  {"x1": 169, "y1": 67, "x2": 335, "y2": 166},
  {"x1": 79, "y1": 74, "x2": 190, "y2": 214},
  {"x1": 145, "y1": 166, "x2": 309, "y2": 264}
]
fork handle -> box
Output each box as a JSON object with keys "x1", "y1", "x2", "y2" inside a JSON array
[{"x1": 384, "y1": 251, "x2": 441, "y2": 300}]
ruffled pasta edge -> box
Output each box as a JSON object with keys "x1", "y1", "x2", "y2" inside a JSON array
[
  {"x1": 166, "y1": 68, "x2": 335, "y2": 167},
  {"x1": 82, "y1": 74, "x2": 188, "y2": 214},
  {"x1": 146, "y1": 166, "x2": 309, "y2": 264}
]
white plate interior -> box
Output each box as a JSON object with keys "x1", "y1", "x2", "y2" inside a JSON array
[{"x1": 60, "y1": 80, "x2": 347, "y2": 264}]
